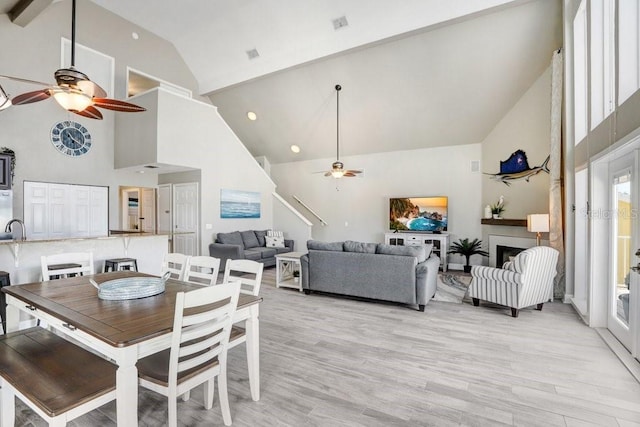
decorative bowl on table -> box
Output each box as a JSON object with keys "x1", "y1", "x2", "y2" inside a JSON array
[{"x1": 91, "y1": 272, "x2": 171, "y2": 301}]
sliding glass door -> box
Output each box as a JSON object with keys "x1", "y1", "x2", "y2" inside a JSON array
[{"x1": 608, "y1": 160, "x2": 633, "y2": 350}]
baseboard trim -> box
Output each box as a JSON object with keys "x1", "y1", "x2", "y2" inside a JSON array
[{"x1": 595, "y1": 328, "x2": 640, "y2": 384}]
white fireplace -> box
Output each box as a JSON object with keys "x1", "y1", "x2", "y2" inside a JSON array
[{"x1": 488, "y1": 235, "x2": 538, "y2": 267}]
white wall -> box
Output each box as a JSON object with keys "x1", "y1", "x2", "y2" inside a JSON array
[
  {"x1": 480, "y1": 66, "x2": 553, "y2": 251},
  {"x1": 272, "y1": 193, "x2": 312, "y2": 253},
  {"x1": 0, "y1": 1, "x2": 204, "y2": 232},
  {"x1": 115, "y1": 89, "x2": 277, "y2": 254},
  {"x1": 271, "y1": 144, "x2": 483, "y2": 261},
  {"x1": 482, "y1": 66, "x2": 552, "y2": 218}
]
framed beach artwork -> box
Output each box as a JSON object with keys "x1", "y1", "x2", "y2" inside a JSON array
[{"x1": 220, "y1": 189, "x2": 261, "y2": 219}]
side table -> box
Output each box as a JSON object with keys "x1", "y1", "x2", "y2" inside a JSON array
[{"x1": 275, "y1": 252, "x2": 306, "y2": 292}]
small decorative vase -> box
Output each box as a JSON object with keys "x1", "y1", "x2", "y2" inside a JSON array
[
  {"x1": 463, "y1": 265, "x2": 472, "y2": 273},
  {"x1": 492, "y1": 214, "x2": 501, "y2": 219}
]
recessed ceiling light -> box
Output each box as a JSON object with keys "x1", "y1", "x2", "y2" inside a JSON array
[
  {"x1": 247, "y1": 111, "x2": 257, "y2": 121},
  {"x1": 137, "y1": 170, "x2": 145, "y2": 174},
  {"x1": 290, "y1": 145, "x2": 300, "y2": 153},
  {"x1": 132, "y1": 32, "x2": 139, "y2": 40}
]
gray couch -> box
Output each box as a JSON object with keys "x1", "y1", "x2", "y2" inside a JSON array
[
  {"x1": 301, "y1": 240, "x2": 439, "y2": 311},
  {"x1": 209, "y1": 230, "x2": 294, "y2": 270}
]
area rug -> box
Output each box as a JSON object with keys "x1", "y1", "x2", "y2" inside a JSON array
[{"x1": 434, "y1": 271, "x2": 473, "y2": 304}]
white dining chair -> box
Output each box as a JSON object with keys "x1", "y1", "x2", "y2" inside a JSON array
[
  {"x1": 136, "y1": 282, "x2": 241, "y2": 427},
  {"x1": 161, "y1": 253, "x2": 189, "y2": 281},
  {"x1": 41, "y1": 252, "x2": 94, "y2": 281},
  {"x1": 222, "y1": 259, "x2": 264, "y2": 296},
  {"x1": 183, "y1": 256, "x2": 221, "y2": 286},
  {"x1": 221, "y1": 259, "x2": 263, "y2": 399}
]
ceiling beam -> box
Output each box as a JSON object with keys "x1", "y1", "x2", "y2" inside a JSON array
[{"x1": 9, "y1": 0, "x2": 53, "y2": 27}]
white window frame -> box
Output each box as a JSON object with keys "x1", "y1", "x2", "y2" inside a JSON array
[
  {"x1": 618, "y1": 0, "x2": 640, "y2": 105},
  {"x1": 590, "y1": 0, "x2": 616, "y2": 130},
  {"x1": 574, "y1": 0, "x2": 588, "y2": 144}
]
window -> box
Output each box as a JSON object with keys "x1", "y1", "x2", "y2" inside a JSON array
[
  {"x1": 590, "y1": 0, "x2": 616, "y2": 130},
  {"x1": 618, "y1": 0, "x2": 640, "y2": 104},
  {"x1": 573, "y1": 0, "x2": 588, "y2": 143}
]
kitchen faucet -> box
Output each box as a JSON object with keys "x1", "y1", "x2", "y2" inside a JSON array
[{"x1": 5, "y1": 219, "x2": 26, "y2": 241}]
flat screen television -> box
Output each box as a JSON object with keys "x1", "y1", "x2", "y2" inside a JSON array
[{"x1": 389, "y1": 196, "x2": 448, "y2": 232}]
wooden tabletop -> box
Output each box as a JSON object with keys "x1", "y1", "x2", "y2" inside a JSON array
[{"x1": 2, "y1": 271, "x2": 261, "y2": 348}]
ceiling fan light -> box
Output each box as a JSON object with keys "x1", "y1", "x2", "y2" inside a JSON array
[
  {"x1": 331, "y1": 169, "x2": 344, "y2": 178},
  {"x1": 53, "y1": 90, "x2": 93, "y2": 112},
  {"x1": 0, "y1": 85, "x2": 10, "y2": 111}
]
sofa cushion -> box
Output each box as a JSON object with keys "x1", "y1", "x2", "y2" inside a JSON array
[
  {"x1": 254, "y1": 230, "x2": 268, "y2": 247},
  {"x1": 343, "y1": 240, "x2": 377, "y2": 254},
  {"x1": 422, "y1": 243, "x2": 434, "y2": 258},
  {"x1": 241, "y1": 230, "x2": 260, "y2": 249},
  {"x1": 376, "y1": 244, "x2": 426, "y2": 263},
  {"x1": 266, "y1": 236, "x2": 285, "y2": 248},
  {"x1": 307, "y1": 240, "x2": 344, "y2": 252},
  {"x1": 250, "y1": 247, "x2": 277, "y2": 259},
  {"x1": 275, "y1": 246, "x2": 291, "y2": 254},
  {"x1": 243, "y1": 249, "x2": 262, "y2": 261},
  {"x1": 217, "y1": 231, "x2": 244, "y2": 247}
]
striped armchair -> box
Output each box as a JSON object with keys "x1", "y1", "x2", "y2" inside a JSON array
[{"x1": 468, "y1": 246, "x2": 559, "y2": 317}]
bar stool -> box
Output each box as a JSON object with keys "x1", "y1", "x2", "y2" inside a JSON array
[
  {"x1": 103, "y1": 257, "x2": 138, "y2": 273},
  {"x1": 0, "y1": 271, "x2": 9, "y2": 334}
]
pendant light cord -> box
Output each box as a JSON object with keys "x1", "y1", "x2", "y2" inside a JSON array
[
  {"x1": 71, "y1": 0, "x2": 76, "y2": 67},
  {"x1": 336, "y1": 84, "x2": 341, "y2": 161}
]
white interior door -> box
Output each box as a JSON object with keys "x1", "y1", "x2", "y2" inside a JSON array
[
  {"x1": 141, "y1": 188, "x2": 156, "y2": 233},
  {"x1": 173, "y1": 182, "x2": 198, "y2": 256},
  {"x1": 157, "y1": 184, "x2": 172, "y2": 233}
]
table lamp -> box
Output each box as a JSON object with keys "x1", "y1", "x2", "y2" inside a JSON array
[{"x1": 527, "y1": 214, "x2": 549, "y2": 246}]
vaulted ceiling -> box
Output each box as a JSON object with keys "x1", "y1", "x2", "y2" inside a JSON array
[{"x1": 2, "y1": 0, "x2": 563, "y2": 164}]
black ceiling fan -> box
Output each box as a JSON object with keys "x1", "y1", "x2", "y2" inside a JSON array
[
  {"x1": 322, "y1": 84, "x2": 362, "y2": 178},
  {"x1": 0, "y1": 0, "x2": 145, "y2": 120}
]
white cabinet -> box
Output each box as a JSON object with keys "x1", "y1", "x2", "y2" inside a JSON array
[
  {"x1": 24, "y1": 182, "x2": 108, "y2": 240},
  {"x1": 384, "y1": 232, "x2": 449, "y2": 271}
]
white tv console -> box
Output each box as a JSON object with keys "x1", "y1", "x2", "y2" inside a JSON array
[{"x1": 384, "y1": 232, "x2": 449, "y2": 271}]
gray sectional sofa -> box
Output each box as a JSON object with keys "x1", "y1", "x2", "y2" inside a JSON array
[
  {"x1": 209, "y1": 230, "x2": 294, "y2": 270},
  {"x1": 301, "y1": 240, "x2": 439, "y2": 311}
]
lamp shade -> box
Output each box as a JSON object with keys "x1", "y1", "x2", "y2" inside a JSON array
[{"x1": 527, "y1": 214, "x2": 550, "y2": 233}]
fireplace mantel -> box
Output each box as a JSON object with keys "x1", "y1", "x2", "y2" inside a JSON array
[{"x1": 481, "y1": 218, "x2": 527, "y2": 227}]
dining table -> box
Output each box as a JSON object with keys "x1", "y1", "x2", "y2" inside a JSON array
[{"x1": 2, "y1": 271, "x2": 262, "y2": 426}]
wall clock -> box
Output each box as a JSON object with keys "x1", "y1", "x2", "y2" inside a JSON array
[{"x1": 50, "y1": 120, "x2": 92, "y2": 157}]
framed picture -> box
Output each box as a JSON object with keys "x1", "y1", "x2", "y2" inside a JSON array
[{"x1": 220, "y1": 189, "x2": 261, "y2": 219}]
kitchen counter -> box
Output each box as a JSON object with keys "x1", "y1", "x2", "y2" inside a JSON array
[{"x1": 0, "y1": 234, "x2": 169, "y2": 287}]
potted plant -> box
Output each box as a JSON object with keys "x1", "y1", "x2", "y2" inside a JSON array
[
  {"x1": 448, "y1": 238, "x2": 489, "y2": 273},
  {"x1": 293, "y1": 270, "x2": 300, "y2": 283},
  {"x1": 491, "y1": 196, "x2": 505, "y2": 219}
]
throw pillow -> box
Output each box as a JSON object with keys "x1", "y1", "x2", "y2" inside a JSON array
[
  {"x1": 307, "y1": 240, "x2": 344, "y2": 252},
  {"x1": 217, "y1": 231, "x2": 243, "y2": 247},
  {"x1": 241, "y1": 230, "x2": 260, "y2": 249},
  {"x1": 265, "y1": 235, "x2": 285, "y2": 248},
  {"x1": 267, "y1": 230, "x2": 284, "y2": 237},
  {"x1": 511, "y1": 250, "x2": 529, "y2": 273},
  {"x1": 254, "y1": 230, "x2": 268, "y2": 247},
  {"x1": 375, "y1": 244, "x2": 427, "y2": 263},
  {"x1": 343, "y1": 240, "x2": 377, "y2": 254}
]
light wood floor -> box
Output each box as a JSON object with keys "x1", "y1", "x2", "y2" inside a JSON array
[{"x1": 14, "y1": 269, "x2": 640, "y2": 426}]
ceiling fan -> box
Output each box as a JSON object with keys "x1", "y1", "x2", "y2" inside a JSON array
[
  {"x1": 0, "y1": 0, "x2": 145, "y2": 120},
  {"x1": 323, "y1": 84, "x2": 362, "y2": 178}
]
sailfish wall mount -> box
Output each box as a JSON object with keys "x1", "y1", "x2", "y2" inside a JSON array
[{"x1": 485, "y1": 150, "x2": 550, "y2": 186}]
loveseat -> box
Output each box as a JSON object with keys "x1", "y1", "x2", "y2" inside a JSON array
[
  {"x1": 209, "y1": 230, "x2": 294, "y2": 270},
  {"x1": 301, "y1": 240, "x2": 440, "y2": 311}
]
